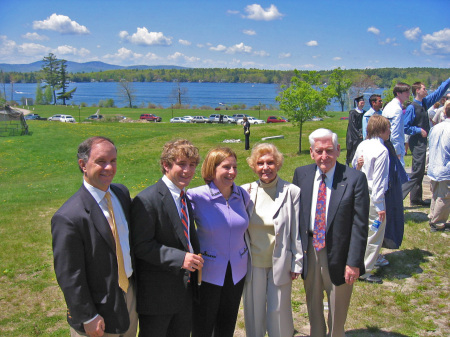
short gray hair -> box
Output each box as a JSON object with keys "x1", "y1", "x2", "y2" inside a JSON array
[{"x1": 309, "y1": 128, "x2": 338, "y2": 149}]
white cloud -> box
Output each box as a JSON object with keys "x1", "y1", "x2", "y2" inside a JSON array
[
  {"x1": 404, "y1": 27, "x2": 421, "y2": 41},
  {"x1": 227, "y1": 10, "x2": 240, "y2": 15},
  {"x1": 168, "y1": 52, "x2": 199, "y2": 63},
  {"x1": 17, "y1": 43, "x2": 51, "y2": 56},
  {"x1": 333, "y1": 57, "x2": 342, "y2": 61},
  {"x1": 306, "y1": 40, "x2": 318, "y2": 47},
  {"x1": 244, "y1": 4, "x2": 283, "y2": 21},
  {"x1": 226, "y1": 42, "x2": 252, "y2": 54},
  {"x1": 299, "y1": 64, "x2": 315, "y2": 69},
  {"x1": 22, "y1": 32, "x2": 49, "y2": 41},
  {"x1": 421, "y1": 28, "x2": 450, "y2": 55},
  {"x1": 103, "y1": 47, "x2": 143, "y2": 61},
  {"x1": 367, "y1": 26, "x2": 380, "y2": 35},
  {"x1": 120, "y1": 27, "x2": 172, "y2": 46},
  {"x1": 379, "y1": 37, "x2": 398, "y2": 46},
  {"x1": 312, "y1": 55, "x2": 321, "y2": 59},
  {"x1": 278, "y1": 52, "x2": 291, "y2": 59},
  {"x1": 0, "y1": 35, "x2": 17, "y2": 56},
  {"x1": 197, "y1": 43, "x2": 204, "y2": 48},
  {"x1": 254, "y1": 50, "x2": 269, "y2": 57},
  {"x1": 179, "y1": 39, "x2": 191, "y2": 46},
  {"x1": 210, "y1": 44, "x2": 227, "y2": 52},
  {"x1": 243, "y1": 29, "x2": 256, "y2": 36},
  {"x1": 55, "y1": 45, "x2": 90, "y2": 57},
  {"x1": 33, "y1": 14, "x2": 90, "y2": 34}
]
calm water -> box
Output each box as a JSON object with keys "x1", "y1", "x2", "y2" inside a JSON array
[{"x1": 5, "y1": 82, "x2": 382, "y2": 110}]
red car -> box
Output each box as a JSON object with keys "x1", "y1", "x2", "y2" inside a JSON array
[
  {"x1": 267, "y1": 116, "x2": 288, "y2": 123},
  {"x1": 340, "y1": 116, "x2": 349, "y2": 120},
  {"x1": 140, "y1": 114, "x2": 162, "y2": 122}
]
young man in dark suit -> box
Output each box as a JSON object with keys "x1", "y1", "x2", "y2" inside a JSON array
[
  {"x1": 130, "y1": 139, "x2": 204, "y2": 337},
  {"x1": 52, "y1": 136, "x2": 137, "y2": 337},
  {"x1": 292, "y1": 128, "x2": 369, "y2": 337}
]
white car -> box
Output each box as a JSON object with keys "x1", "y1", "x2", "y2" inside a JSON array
[
  {"x1": 60, "y1": 115, "x2": 76, "y2": 123},
  {"x1": 238, "y1": 117, "x2": 266, "y2": 125},
  {"x1": 48, "y1": 114, "x2": 62, "y2": 121},
  {"x1": 170, "y1": 117, "x2": 190, "y2": 123},
  {"x1": 182, "y1": 116, "x2": 194, "y2": 122},
  {"x1": 191, "y1": 116, "x2": 209, "y2": 123}
]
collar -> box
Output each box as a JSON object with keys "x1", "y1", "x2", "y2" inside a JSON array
[
  {"x1": 315, "y1": 164, "x2": 336, "y2": 184},
  {"x1": 162, "y1": 175, "x2": 183, "y2": 195},
  {"x1": 413, "y1": 99, "x2": 423, "y2": 106},
  {"x1": 83, "y1": 180, "x2": 110, "y2": 204},
  {"x1": 208, "y1": 181, "x2": 239, "y2": 199}
]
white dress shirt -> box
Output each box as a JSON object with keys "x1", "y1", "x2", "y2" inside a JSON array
[{"x1": 309, "y1": 165, "x2": 336, "y2": 232}]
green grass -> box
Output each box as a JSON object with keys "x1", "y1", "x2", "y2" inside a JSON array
[{"x1": 0, "y1": 107, "x2": 446, "y2": 336}]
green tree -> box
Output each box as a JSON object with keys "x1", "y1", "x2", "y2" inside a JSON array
[
  {"x1": 41, "y1": 53, "x2": 60, "y2": 104},
  {"x1": 328, "y1": 67, "x2": 352, "y2": 112},
  {"x1": 276, "y1": 70, "x2": 331, "y2": 154},
  {"x1": 35, "y1": 81, "x2": 44, "y2": 105},
  {"x1": 43, "y1": 85, "x2": 53, "y2": 104},
  {"x1": 56, "y1": 60, "x2": 77, "y2": 105}
]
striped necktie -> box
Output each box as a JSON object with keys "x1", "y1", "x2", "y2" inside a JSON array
[
  {"x1": 105, "y1": 191, "x2": 129, "y2": 292},
  {"x1": 180, "y1": 190, "x2": 191, "y2": 251},
  {"x1": 313, "y1": 174, "x2": 327, "y2": 251}
]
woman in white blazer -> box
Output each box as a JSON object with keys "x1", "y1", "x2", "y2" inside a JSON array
[{"x1": 241, "y1": 143, "x2": 303, "y2": 337}]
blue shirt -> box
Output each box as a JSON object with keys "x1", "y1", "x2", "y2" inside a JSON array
[
  {"x1": 427, "y1": 119, "x2": 450, "y2": 182},
  {"x1": 382, "y1": 97, "x2": 404, "y2": 159},
  {"x1": 362, "y1": 108, "x2": 382, "y2": 140},
  {"x1": 404, "y1": 78, "x2": 450, "y2": 135}
]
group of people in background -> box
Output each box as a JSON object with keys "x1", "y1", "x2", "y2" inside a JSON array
[{"x1": 51, "y1": 77, "x2": 449, "y2": 337}]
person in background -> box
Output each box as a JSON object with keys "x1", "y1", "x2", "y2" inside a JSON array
[
  {"x1": 427, "y1": 103, "x2": 450, "y2": 232},
  {"x1": 242, "y1": 143, "x2": 303, "y2": 337},
  {"x1": 428, "y1": 101, "x2": 441, "y2": 128},
  {"x1": 362, "y1": 94, "x2": 383, "y2": 140},
  {"x1": 187, "y1": 147, "x2": 250, "y2": 337},
  {"x1": 293, "y1": 128, "x2": 369, "y2": 337},
  {"x1": 402, "y1": 78, "x2": 450, "y2": 206},
  {"x1": 130, "y1": 139, "x2": 203, "y2": 337},
  {"x1": 52, "y1": 136, "x2": 138, "y2": 337},
  {"x1": 243, "y1": 116, "x2": 251, "y2": 150},
  {"x1": 382, "y1": 82, "x2": 411, "y2": 167},
  {"x1": 432, "y1": 92, "x2": 450, "y2": 125},
  {"x1": 346, "y1": 95, "x2": 366, "y2": 165},
  {"x1": 352, "y1": 115, "x2": 391, "y2": 284}
]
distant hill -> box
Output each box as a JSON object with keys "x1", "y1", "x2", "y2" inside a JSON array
[{"x1": 0, "y1": 61, "x2": 188, "y2": 73}]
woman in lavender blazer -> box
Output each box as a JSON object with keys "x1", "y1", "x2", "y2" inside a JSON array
[{"x1": 187, "y1": 147, "x2": 250, "y2": 337}]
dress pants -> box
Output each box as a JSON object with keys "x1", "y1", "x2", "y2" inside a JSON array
[
  {"x1": 245, "y1": 133, "x2": 250, "y2": 150},
  {"x1": 138, "y1": 284, "x2": 192, "y2": 337},
  {"x1": 192, "y1": 262, "x2": 245, "y2": 337},
  {"x1": 429, "y1": 180, "x2": 450, "y2": 225},
  {"x1": 70, "y1": 279, "x2": 138, "y2": 337},
  {"x1": 243, "y1": 266, "x2": 294, "y2": 337},
  {"x1": 304, "y1": 238, "x2": 353, "y2": 337},
  {"x1": 360, "y1": 198, "x2": 386, "y2": 278},
  {"x1": 402, "y1": 135, "x2": 427, "y2": 202}
]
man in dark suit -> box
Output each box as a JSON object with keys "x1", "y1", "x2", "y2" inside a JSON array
[
  {"x1": 130, "y1": 139, "x2": 204, "y2": 337},
  {"x1": 52, "y1": 136, "x2": 138, "y2": 337},
  {"x1": 293, "y1": 128, "x2": 369, "y2": 337}
]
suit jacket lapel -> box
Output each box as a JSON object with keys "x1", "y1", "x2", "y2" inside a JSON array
[
  {"x1": 327, "y1": 162, "x2": 347, "y2": 229},
  {"x1": 158, "y1": 180, "x2": 189, "y2": 251},
  {"x1": 80, "y1": 185, "x2": 116, "y2": 252}
]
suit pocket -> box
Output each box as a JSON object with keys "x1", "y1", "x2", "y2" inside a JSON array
[{"x1": 239, "y1": 246, "x2": 249, "y2": 258}]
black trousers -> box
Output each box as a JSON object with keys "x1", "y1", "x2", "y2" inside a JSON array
[
  {"x1": 245, "y1": 133, "x2": 250, "y2": 150},
  {"x1": 402, "y1": 134, "x2": 427, "y2": 202},
  {"x1": 192, "y1": 263, "x2": 245, "y2": 337}
]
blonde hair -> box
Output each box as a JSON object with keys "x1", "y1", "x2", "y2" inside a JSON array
[
  {"x1": 160, "y1": 139, "x2": 200, "y2": 174},
  {"x1": 201, "y1": 147, "x2": 237, "y2": 183},
  {"x1": 367, "y1": 115, "x2": 390, "y2": 139},
  {"x1": 247, "y1": 143, "x2": 283, "y2": 172}
]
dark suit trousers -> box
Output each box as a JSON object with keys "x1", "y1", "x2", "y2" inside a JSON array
[
  {"x1": 138, "y1": 285, "x2": 192, "y2": 337},
  {"x1": 402, "y1": 135, "x2": 427, "y2": 202},
  {"x1": 192, "y1": 263, "x2": 245, "y2": 337},
  {"x1": 304, "y1": 238, "x2": 353, "y2": 337}
]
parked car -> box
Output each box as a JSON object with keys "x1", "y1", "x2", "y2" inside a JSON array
[
  {"x1": 191, "y1": 116, "x2": 209, "y2": 123},
  {"x1": 267, "y1": 116, "x2": 288, "y2": 123},
  {"x1": 309, "y1": 116, "x2": 324, "y2": 121},
  {"x1": 25, "y1": 114, "x2": 46, "y2": 120},
  {"x1": 170, "y1": 117, "x2": 190, "y2": 123},
  {"x1": 86, "y1": 114, "x2": 104, "y2": 120},
  {"x1": 237, "y1": 117, "x2": 266, "y2": 125},
  {"x1": 140, "y1": 113, "x2": 162, "y2": 122},
  {"x1": 232, "y1": 113, "x2": 250, "y2": 120},
  {"x1": 340, "y1": 116, "x2": 349, "y2": 120},
  {"x1": 60, "y1": 115, "x2": 76, "y2": 123},
  {"x1": 182, "y1": 116, "x2": 194, "y2": 122},
  {"x1": 208, "y1": 114, "x2": 235, "y2": 123},
  {"x1": 48, "y1": 114, "x2": 62, "y2": 121}
]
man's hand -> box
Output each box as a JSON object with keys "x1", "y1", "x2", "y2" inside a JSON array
[
  {"x1": 377, "y1": 210, "x2": 386, "y2": 223},
  {"x1": 84, "y1": 315, "x2": 105, "y2": 337},
  {"x1": 420, "y1": 128, "x2": 428, "y2": 138},
  {"x1": 344, "y1": 265, "x2": 360, "y2": 285},
  {"x1": 356, "y1": 155, "x2": 364, "y2": 170},
  {"x1": 182, "y1": 253, "x2": 204, "y2": 272},
  {"x1": 290, "y1": 272, "x2": 300, "y2": 280}
]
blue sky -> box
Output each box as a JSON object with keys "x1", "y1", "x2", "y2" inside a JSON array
[{"x1": 1, "y1": 0, "x2": 449, "y2": 70}]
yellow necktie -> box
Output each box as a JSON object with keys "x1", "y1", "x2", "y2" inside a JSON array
[{"x1": 105, "y1": 191, "x2": 129, "y2": 293}]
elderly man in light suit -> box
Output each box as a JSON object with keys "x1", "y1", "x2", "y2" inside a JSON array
[
  {"x1": 242, "y1": 143, "x2": 303, "y2": 337},
  {"x1": 293, "y1": 129, "x2": 369, "y2": 337}
]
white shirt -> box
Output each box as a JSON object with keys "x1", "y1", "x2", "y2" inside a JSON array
[
  {"x1": 309, "y1": 165, "x2": 336, "y2": 232},
  {"x1": 352, "y1": 137, "x2": 389, "y2": 212},
  {"x1": 83, "y1": 181, "x2": 133, "y2": 277},
  {"x1": 382, "y1": 97, "x2": 405, "y2": 159},
  {"x1": 162, "y1": 175, "x2": 193, "y2": 253}
]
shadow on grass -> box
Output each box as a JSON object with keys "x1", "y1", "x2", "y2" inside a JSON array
[
  {"x1": 403, "y1": 211, "x2": 429, "y2": 223},
  {"x1": 375, "y1": 248, "x2": 433, "y2": 279},
  {"x1": 347, "y1": 327, "x2": 409, "y2": 336}
]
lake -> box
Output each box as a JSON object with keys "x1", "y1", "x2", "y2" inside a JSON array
[{"x1": 5, "y1": 82, "x2": 383, "y2": 111}]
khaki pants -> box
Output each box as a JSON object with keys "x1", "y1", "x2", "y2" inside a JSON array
[{"x1": 429, "y1": 180, "x2": 450, "y2": 225}]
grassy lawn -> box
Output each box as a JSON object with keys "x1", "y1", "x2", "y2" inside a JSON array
[{"x1": 0, "y1": 107, "x2": 447, "y2": 336}]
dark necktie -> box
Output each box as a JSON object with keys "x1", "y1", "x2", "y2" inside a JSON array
[
  {"x1": 180, "y1": 191, "x2": 191, "y2": 251},
  {"x1": 313, "y1": 174, "x2": 327, "y2": 251}
]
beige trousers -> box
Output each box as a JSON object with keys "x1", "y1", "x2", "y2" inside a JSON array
[
  {"x1": 70, "y1": 280, "x2": 138, "y2": 337},
  {"x1": 429, "y1": 180, "x2": 450, "y2": 225}
]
